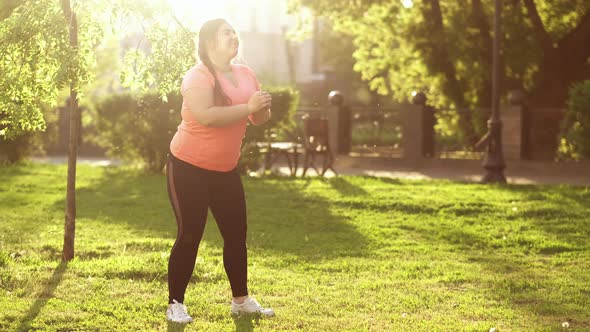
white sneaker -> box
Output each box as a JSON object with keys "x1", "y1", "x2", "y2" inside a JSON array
[
  {"x1": 166, "y1": 299, "x2": 194, "y2": 324},
  {"x1": 231, "y1": 297, "x2": 275, "y2": 317}
]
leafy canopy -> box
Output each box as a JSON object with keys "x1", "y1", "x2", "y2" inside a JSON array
[
  {"x1": 0, "y1": 0, "x2": 196, "y2": 139},
  {"x1": 289, "y1": 0, "x2": 590, "y2": 109}
]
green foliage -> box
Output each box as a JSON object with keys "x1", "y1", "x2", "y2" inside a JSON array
[
  {"x1": 0, "y1": 0, "x2": 23, "y2": 20},
  {"x1": 90, "y1": 92, "x2": 182, "y2": 173},
  {"x1": 0, "y1": 250, "x2": 8, "y2": 268},
  {"x1": 534, "y1": 0, "x2": 590, "y2": 40},
  {"x1": 264, "y1": 86, "x2": 301, "y2": 141},
  {"x1": 120, "y1": 23, "x2": 196, "y2": 97},
  {"x1": 0, "y1": 1, "x2": 72, "y2": 139},
  {"x1": 349, "y1": 109, "x2": 404, "y2": 147},
  {"x1": 292, "y1": 0, "x2": 589, "y2": 109},
  {"x1": 0, "y1": 102, "x2": 57, "y2": 163},
  {"x1": 0, "y1": 0, "x2": 196, "y2": 140},
  {"x1": 90, "y1": 87, "x2": 299, "y2": 175},
  {"x1": 238, "y1": 86, "x2": 300, "y2": 174},
  {"x1": 0, "y1": 133, "x2": 34, "y2": 164},
  {"x1": 290, "y1": 0, "x2": 590, "y2": 127},
  {"x1": 558, "y1": 80, "x2": 590, "y2": 160}
]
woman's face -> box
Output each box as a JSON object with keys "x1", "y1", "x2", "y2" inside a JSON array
[{"x1": 210, "y1": 22, "x2": 239, "y2": 61}]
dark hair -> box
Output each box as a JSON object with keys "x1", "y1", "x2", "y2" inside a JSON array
[{"x1": 198, "y1": 19, "x2": 232, "y2": 106}]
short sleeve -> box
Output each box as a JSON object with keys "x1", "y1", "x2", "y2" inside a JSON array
[{"x1": 181, "y1": 65, "x2": 215, "y2": 95}]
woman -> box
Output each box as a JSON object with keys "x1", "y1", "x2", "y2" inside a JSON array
[{"x1": 165, "y1": 18, "x2": 274, "y2": 324}]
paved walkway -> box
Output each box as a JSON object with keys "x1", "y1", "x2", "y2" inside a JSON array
[
  {"x1": 32, "y1": 155, "x2": 590, "y2": 186},
  {"x1": 331, "y1": 155, "x2": 590, "y2": 186},
  {"x1": 261, "y1": 155, "x2": 590, "y2": 186}
]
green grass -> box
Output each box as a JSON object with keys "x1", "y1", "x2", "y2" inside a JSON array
[{"x1": 0, "y1": 163, "x2": 589, "y2": 331}]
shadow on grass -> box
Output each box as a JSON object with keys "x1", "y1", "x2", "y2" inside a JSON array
[
  {"x1": 16, "y1": 262, "x2": 67, "y2": 332},
  {"x1": 327, "y1": 177, "x2": 368, "y2": 197},
  {"x1": 0, "y1": 162, "x2": 43, "y2": 179},
  {"x1": 232, "y1": 314, "x2": 258, "y2": 332},
  {"x1": 51, "y1": 168, "x2": 369, "y2": 260},
  {"x1": 166, "y1": 321, "x2": 187, "y2": 332},
  {"x1": 462, "y1": 253, "x2": 589, "y2": 324},
  {"x1": 401, "y1": 183, "x2": 590, "y2": 254},
  {"x1": 498, "y1": 184, "x2": 590, "y2": 247},
  {"x1": 232, "y1": 313, "x2": 273, "y2": 332},
  {"x1": 402, "y1": 184, "x2": 590, "y2": 325}
]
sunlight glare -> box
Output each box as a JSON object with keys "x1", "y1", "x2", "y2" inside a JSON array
[
  {"x1": 401, "y1": 0, "x2": 414, "y2": 8},
  {"x1": 167, "y1": 0, "x2": 260, "y2": 28}
]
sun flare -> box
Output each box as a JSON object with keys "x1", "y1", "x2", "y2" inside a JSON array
[{"x1": 167, "y1": 0, "x2": 262, "y2": 28}]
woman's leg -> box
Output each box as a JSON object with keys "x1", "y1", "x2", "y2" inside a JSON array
[
  {"x1": 209, "y1": 169, "x2": 249, "y2": 298},
  {"x1": 166, "y1": 155, "x2": 210, "y2": 304}
]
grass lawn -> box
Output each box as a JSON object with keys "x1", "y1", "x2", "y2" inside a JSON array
[{"x1": 0, "y1": 163, "x2": 589, "y2": 331}]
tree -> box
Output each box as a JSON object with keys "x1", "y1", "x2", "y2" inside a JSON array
[
  {"x1": 522, "y1": 0, "x2": 590, "y2": 107},
  {"x1": 0, "y1": 0, "x2": 195, "y2": 261},
  {"x1": 0, "y1": 0, "x2": 24, "y2": 20},
  {"x1": 290, "y1": 0, "x2": 590, "y2": 143},
  {"x1": 315, "y1": 21, "x2": 387, "y2": 106}
]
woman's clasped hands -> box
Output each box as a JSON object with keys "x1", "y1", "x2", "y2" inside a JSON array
[{"x1": 247, "y1": 91, "x2": 272, "y2": 114}]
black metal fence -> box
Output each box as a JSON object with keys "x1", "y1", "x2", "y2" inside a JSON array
[{"x1": 295, "y1": 105, "x2": 489, "y2": 159}]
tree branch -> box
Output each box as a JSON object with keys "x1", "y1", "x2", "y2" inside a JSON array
[
  {"x1": 583, "y1": 63, "x2": 590, "y2": 78},
  {"x1": 421, "y1": 0, "x2": 477, "y2": 144},
  {"x1": 60, "y1": 0, "x2": 72, "y2": 22},
  {"x1": 522, "y1": 0, "x2": 553, "y2": 51},
  {"x1": 559, "y1": 10, "x2": 590, "y2": 61},
  {"x1": 471, "y1": 0, "x2": 492, "y2": 106},
  {"x1": 172, "y1": 14, "x2": 191, "y2": 34},
  {"x1": 471, "y1": 0, "x2": 492, "y2": 56},
  {"x1": 421, "y1": 0, "x2": 465, "y2": 107}
]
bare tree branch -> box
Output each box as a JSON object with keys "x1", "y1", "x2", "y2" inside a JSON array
[
  {"x1": 522, "y1": 0, "x2": 553, "y2": 50},
  {"x1": 559, "y1": 10, "x2": 590, "y2": 61},
  {"x1": 421, "y1": 0, "x2": 465, "y2": 106},
  {"x1": 471, "y1": 0, "x2": 493, "y2": 106}
]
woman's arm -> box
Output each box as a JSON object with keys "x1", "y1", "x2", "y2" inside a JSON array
[
  {"x1": 185, "y1": 87, "x2": 270, "y2": 128},
  {"x1": 249, "y1": 108, "x2": 271, "y2": 126}
]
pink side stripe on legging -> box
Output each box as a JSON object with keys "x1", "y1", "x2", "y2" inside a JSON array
[{"x1": 167, "y1": 159, "x2": 184, "y2": 238}]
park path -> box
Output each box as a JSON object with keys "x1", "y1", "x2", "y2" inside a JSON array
[{"x1": 32, "y1": 155, "x2": 590, "y2": 186}]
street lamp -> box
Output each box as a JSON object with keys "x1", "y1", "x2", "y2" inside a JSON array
[{"x1": 481, "y1": 0, "x2": 506, "y2": 183}]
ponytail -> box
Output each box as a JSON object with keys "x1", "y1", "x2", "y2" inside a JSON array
[{"x1": 198, "y1": 19, "x2": 232, "y2": 106}]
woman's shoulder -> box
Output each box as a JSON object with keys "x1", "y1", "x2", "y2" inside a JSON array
[
  {"x1": 182, "y1": 64, "x2": 215, "y2": 91},
  {"x1": 187, "y1": 63, "x2": 215, "y2": 80}
]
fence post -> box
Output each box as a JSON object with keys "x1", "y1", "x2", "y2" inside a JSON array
[
  {"x1": 402, "y1": 92, "x2": 426, "y2": 160},
  {"x1": 503, "y1": 90, "x2": 526, "y2": 159},
  {"x1": 328, "y1": 90, "x2": 351, "y2": 154}
]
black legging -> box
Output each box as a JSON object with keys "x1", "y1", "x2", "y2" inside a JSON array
[{"x1": 166, "y1": 153, "x2": 248, "y2": 304}]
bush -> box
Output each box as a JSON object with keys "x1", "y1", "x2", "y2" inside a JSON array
[
  {"x1": 90, "y1": 92, "x2": 182, "y2": 173},
  {"x1": 91, "y1": 88, "x2": 299, "y2": 174},
  {"x1": 264, "y1": 86, "x2": 301, "y2": 140},
  {"x1": 0, "y1": 133, "x2": 35, "y2": 164},
  {"x1": 558, "y1": 80, "x2": 590, "y2": 161},
  {"x1": 0, "y1": 103, "x2": 57, "y2": 164},
  {"x1": 238, "y1": 86, "x2": 300, "y2": 174}
]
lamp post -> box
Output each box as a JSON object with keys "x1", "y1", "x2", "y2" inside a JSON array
[{"x1": 482, "y1": 0, "x2": 506, "y2": 183}]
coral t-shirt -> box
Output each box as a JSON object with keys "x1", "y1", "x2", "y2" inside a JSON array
[{"x1": 170, "y1": 63, "x2": 260, "y2": 171}]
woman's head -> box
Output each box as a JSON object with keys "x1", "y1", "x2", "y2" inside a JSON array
[
  {"x1": 197, "y1": 19, "x2": 239, "y2": 106},
  {"x1": 198, "y1": 19, "x2": 239, "y2": 66}
]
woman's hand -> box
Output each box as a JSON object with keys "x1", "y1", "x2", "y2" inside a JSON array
[{"x1": 247, "y1": 91, "x2": 272, "y2": 114}]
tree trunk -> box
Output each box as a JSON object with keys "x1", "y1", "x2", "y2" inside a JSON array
[
  {"x1": 471, "y1": 0, "x2": 493, "y2": 108},
  {"x1": 61, "y1": 0, "x2": 79, "y2": 262},
  {"x1": 524, "y1": 0, "x2": 590, "y2": 107},
  {"x1": 421, "y1": 0, "x2": 479, "y2": 145},
  {"x1": 529, "y1": 49, "x2": 590, "y2": 107}
]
